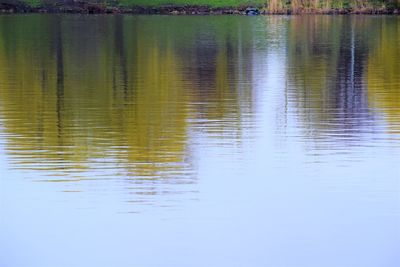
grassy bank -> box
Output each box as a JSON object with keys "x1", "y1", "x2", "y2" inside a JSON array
[
  {"x1": 1, "y1": 0, "x2": 399, "y2": 14},
  {"x1": 118, "y1": 0, "x2": 265, "y2": 8}
]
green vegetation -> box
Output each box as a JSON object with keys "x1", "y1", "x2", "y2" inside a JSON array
[
  {"x1": 21, "y1": 0, "x2": 40, "y2": 7},
  {"x1": 23, "y1": 0, "x2": 42, "y2": 6},
  {"x1": 15, "y1": 0, "x2": 266, "y2": 8},
  {"x1": 117, "y1": 0, "x2": 266, "y2": 7},
  {"x1": 9, "y1": 0, "x2": 399, "y2": 12}
]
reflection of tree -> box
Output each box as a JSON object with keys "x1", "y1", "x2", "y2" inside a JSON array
[
  {"x1": 285, "y1": 16, "x2": 386, "y2": 143},
  {"x1": 177, "y1": 16, "x2": 255, "y2": 138},
  {"x1": 136, "y1": 16, "x2": 257, "y2": 146},
  {"x1": 0, "y1": 15, "x2": 254, "y2": 181},
  {"x1": 328, "y1": 17, "x2": 371, "y2": 133},
  {"x1": 367, "y1": 17, "x2": 400, "y2": 134}
]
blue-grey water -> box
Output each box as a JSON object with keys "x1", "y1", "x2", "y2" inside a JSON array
[{"x1": 0, "y1": 15, "x2": 399, "y2": 267}]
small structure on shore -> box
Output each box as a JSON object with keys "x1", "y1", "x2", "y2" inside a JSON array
[{"x1": 245, "y1": 7, "x2": 260, "y2": 15}]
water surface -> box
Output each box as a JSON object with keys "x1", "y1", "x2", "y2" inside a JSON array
[{"x1": 0, "y1": 15, "x2": 399, "y2": 267}]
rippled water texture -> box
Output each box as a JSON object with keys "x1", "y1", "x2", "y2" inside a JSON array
[{"x1": 0, "y1": 15, "x2": 399, "y2": 267}]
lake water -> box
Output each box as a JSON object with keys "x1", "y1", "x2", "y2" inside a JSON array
[{"x1": 0, "y1": 14, "x2": 399, "y2": 267}]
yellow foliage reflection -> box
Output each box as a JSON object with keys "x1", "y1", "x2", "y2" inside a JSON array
[
  {"x1": 367, "y1": 17, "x2": 400, "y2": 133},
  {"x1": 0, "y1": 15, "x2": 253, "y2": 180}
]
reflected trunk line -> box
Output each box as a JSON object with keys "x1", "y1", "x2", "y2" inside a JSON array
[
  {"x1": 114, "y1": 16, "x2": 129, "y2": 99},
  {"x1": 55, "y1": 17, "x2": 65, "y2": 144}
]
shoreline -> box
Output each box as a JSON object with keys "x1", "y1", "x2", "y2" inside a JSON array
[{"x1": 1, "y1": 3, "x2": 399, "y2": 15}]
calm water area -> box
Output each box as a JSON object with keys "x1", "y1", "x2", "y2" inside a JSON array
[{"x1": 0, "y1": 14, "x2": 399, "y2": 267}]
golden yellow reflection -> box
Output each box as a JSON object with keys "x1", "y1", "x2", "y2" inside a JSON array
[
  {"x1": 367, "y1": 17, "x2": 400, "y2": 133},
  {"x1": 0, "y1": 15, "x2": 253, "y2": 178}
]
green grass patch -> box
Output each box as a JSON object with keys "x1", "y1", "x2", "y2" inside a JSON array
[
  {"x1": 19, "y1": 0, "x2": 266, "y2": 8},
  {"x1": 18, "y1": 0, "x2": 399, "y2": 10},
  {"x1": 22, "y1": 0, "x2": 43, "y2": 7},
  {"x1": 117, "y1": 0, "x2": 266, "y2": 7}
]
